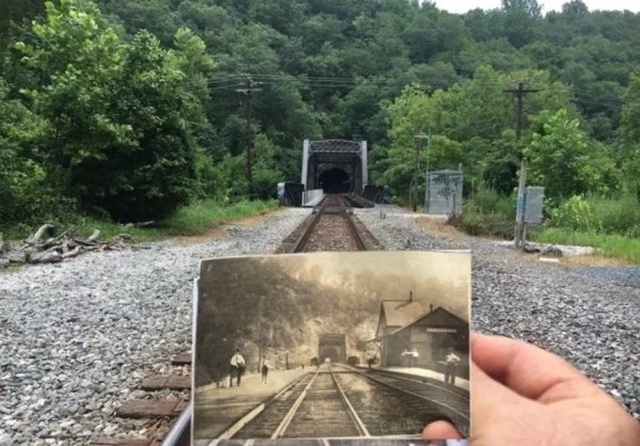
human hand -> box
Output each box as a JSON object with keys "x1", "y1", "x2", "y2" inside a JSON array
[{"x1": 423, "y1": 332, "x2": 640, "y2": 445}]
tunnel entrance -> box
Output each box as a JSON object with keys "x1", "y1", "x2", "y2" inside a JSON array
[
  {"x1": 319, "y1": 346, "x2": 341, "y2": 363},
  {"x1": 318, "y1": 166, "x2": 351, "y2": 193}
]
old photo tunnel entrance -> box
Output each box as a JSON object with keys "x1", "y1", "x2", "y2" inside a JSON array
[
  {"x1": 318, "y1": 165, "x2": 352, "y2": 193},
  {"x1": 319, "y1": 346, "x2": 341, "y2": 363}
]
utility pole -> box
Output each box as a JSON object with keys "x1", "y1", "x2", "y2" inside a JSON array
[
  {"x1": 411, "y1": 136, "x2": 421, "y2": 212},
  {"x1": 425, "y1": 129, "x2": 431, "y2": 214},
  {"x1": 504, "y1": 81, "x2": 539, "y2": 140},
  {"x1": 412, "y1": 133, "x2": 429, "y2": 213},
  {"x1": 514, "y1": 157, "x2": 528, "y2": 249},
  {"x1": 236, "y1": 78, "x2": 263, "y2": 198},
  {"x1": 505, "y1": 82, "x2": 536, "y2": 249}
]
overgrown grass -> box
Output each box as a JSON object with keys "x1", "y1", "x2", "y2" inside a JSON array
[
  {"x1": 2, "y1": 199, "x2": 278, "y2": 242},
  {"x1": 531, "y1": 228, "x2": 640, "y2": 264},
  {"x1": 561, "y1": 194, "x2": 640, "y2": 237}
]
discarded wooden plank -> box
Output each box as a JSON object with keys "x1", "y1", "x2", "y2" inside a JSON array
[
  {"x1": 116, "y1": 399, "x2": 184, "y2": 418},
  {"x1": 141, "y1": 374, "x2": 191, "y2": 391},
  {"x1": 171, "y1": 353, "x2": 192, "y2": 366}
]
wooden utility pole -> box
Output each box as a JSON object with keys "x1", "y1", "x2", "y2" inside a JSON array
[
  {"x1": 504, "y1": 81, "x2": 539, "y2": 140},
  {"x1": 412, "y1": 133, "x2": 429, "y2": 213},
  {"x1": 425, "y1": 129, "x2": 431, "y2": 213},
  {"x1": 236, "y1": 78, "x2": 263, "y2": 198},
  {"x1": 514, "y1": 157, "x2": 528, "y2": 248},
  {"x1": 411, "y1": 137, "x2": 421, "y2": 212}
]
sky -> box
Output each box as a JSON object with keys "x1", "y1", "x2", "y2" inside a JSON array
[{"x1": 433, "y1": 0, "x2": 640, "y2": 14}]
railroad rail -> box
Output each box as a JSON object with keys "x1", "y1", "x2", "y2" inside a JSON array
[
  {"x1": 193, "y1": 363, "x2": 462, "y2": 442},
  {"x1": 278, "y1": 193, "x2": 383, "y2": 253},
  {"x1": 88, "y1": 194, "x2": 383, "y2": 446},
  {"x1": 221, "y1": 365, "x2": 368, "y2": 440}
]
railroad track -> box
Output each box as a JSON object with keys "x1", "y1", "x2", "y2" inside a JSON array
[
  {"x1": 345, "y1": 366, "x2": 470, "y2": 437},
  {"x1": 277, "y1": 193, "x2": 384, "y2": 253},
  {"x1": 227, "y1": 364, "x2": 368, "y2": 440},
  {"x1": 88, "y1": 194, "x2": 383, "y2": 446},
  {"x1": 199, "y1": 363, "x2": 463, "y2": 441}
]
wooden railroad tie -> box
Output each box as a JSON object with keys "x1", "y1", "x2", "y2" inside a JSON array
[
  {"x1": 89, "y1": 438, "x2": 163, "y2": 446},
  {"x1": 141, "y1": 374, "x2": 191, "y2": 391},
  {"x1": 171, "y1": 352, "x2": 192, "y2": 366},
  {"x1": 116, "y1": 398, "x2": 188, "y2": 419}
]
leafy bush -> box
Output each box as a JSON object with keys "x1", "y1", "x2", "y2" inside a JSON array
[
  {"x1": 447, "y1": 188, "x2": 517, "y2": 239},
  {"x1": 547, "y1": 194, "x2": 640, "y2": 237},
  {"x1": 548, "y1": 195, "x2": 599, "y2": 232},
  {"x1": 590, "y1": 194, "x2": 640, "y2": 237}
]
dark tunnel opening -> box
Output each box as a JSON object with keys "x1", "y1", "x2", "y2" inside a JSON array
[{"x1": 318, "y1": 167, "x2": 351, "y2": 193}]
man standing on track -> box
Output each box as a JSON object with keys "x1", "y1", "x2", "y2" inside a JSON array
[
  {"x1": 444, "y1": 347, "x2": 461, "y2": 386},
  {"x1": 229, "y1": 349, "x2": 246, "y2": 387}
]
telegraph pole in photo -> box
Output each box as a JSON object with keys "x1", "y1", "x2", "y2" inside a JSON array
[{"x1": 236, "y1": 77, "x2": 263, "y2": 198}]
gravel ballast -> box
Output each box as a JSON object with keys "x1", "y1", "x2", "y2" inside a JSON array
[
  {"x1": 1, "y1": 203, "x2": 638, "y2": 445},
  {"x1": 0, "y1": 208, "x2": 310, "y2": 445}
]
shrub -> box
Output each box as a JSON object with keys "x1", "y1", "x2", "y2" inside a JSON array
[
  {"x1": 447, "y1": 188, "x2": 517, "y2": 239},
  {"x1": 548, "y1": 195, "x2": 599, "y2": 232},
  {"x1": 589, "y1": 194, "x2": 640, "y2": 236}
]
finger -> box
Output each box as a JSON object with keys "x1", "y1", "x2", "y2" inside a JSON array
[
  {"x1": 471, "y1": 332, "x2": 597, "y2": 403},
  {"x1": 422, "y1": 420, "x2": 462, "y2": 439}
]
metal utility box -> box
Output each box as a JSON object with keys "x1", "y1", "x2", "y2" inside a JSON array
[
  {"x1": 425, "y1": 170, "x2": 463, "y2": 215},
  {"x1": 524, "y1": 186, "x2": 544, "y2": 224}
]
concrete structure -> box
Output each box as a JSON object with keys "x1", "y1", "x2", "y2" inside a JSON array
[
  {"x1": 370, "y1": 292, "x2": 469, "y2": 378},
  {"x1": 318, "y1": 333, "x2": 347, "y2": 363},
  {"x1": 301, "y1": 139, "x2": 368, "y2": 194}
]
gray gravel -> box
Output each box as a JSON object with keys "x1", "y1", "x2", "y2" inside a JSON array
[
  {"x1": 2, "y1": 203, "x2": 638, "y2": 446},
  {"x1": 0, "y1": 208, "x2": 310, "y2": 446},
  {"x1": 355, "y1": 205, "x2": 640, "y2": 421}
]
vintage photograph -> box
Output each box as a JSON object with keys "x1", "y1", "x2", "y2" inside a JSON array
[{"x1": 192, "y1": 251, "x2": 471, "y2": 445}]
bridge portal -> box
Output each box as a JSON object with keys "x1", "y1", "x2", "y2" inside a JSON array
[{"x1": 301, "y1": 140, "x2": 368, "y2": 194}]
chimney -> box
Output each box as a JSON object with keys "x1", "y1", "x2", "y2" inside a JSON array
[
  {"x1": 430, "y1": 304, "x2": 434, "y2": 313},
  {"x1": 409, "y1": 291, "x2": 413, "y2": 302}
]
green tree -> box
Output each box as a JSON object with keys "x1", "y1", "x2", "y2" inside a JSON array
[
  {"x1": 619, "y1": 70, "x2": 640, "y2": 197},
  {"x1": 0, "y1": 79, "x2": 64, "y2": 228},
  {"x1": 524, "y1": 108, "x2": 615, "y2": 199},
  {"x1": 16, "y1": 0, "x2": 199, "y2": 222},
  {"x1": 500, "y1": 0, "x2": 542, "y2": 48}
]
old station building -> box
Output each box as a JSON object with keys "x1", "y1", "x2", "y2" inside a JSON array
[{"x1": 370, "y1": 292, "x2": 469, "y2": 377}]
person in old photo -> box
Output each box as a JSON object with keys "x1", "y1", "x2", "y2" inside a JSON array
[
  {"x1": 229, "y1": 349, "x2": 246, "y2": 387},
  {"x1": 261, "y1": 359, "x2": 270, "y2": 383},
  {"x1": 444, "y1": 347, "x2": 461, "y2": 385}
]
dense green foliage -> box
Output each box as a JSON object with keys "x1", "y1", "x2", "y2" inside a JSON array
[{"x1": 2, "y1": 0, "x2": 640, "y2": 239}]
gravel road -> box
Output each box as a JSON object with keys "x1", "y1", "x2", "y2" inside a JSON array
[{"x1": 1, "y1": 204, "x2": 638, "y2": 446}]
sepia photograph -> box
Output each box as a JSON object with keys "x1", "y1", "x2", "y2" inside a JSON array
[{"x1": 192, "y1": 251, "x2": 471, "y2": 445}]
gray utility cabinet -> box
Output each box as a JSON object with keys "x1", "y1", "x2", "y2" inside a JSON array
[{"x1": 425, "y1": 170, "x2": 463, "y2": 215}]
